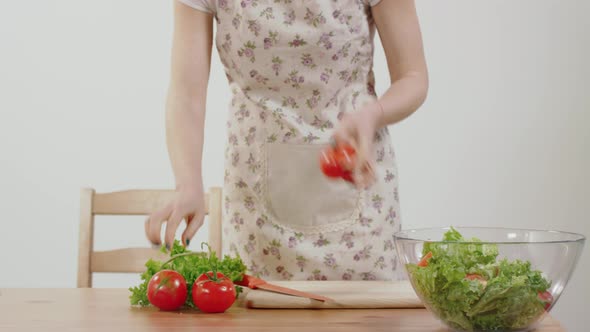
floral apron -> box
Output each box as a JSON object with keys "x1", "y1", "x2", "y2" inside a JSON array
[{"x1": 179, "y1": 0, "x2": 403, "y2": 281}]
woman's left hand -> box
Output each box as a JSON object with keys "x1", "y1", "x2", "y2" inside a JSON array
[{"x1": 333, "y1": 103, "x2": 383, "y2": 189}]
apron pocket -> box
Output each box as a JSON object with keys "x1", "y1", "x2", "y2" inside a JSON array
[{"x1": 263, "y1": 142, "x2": 361, "y2": 234}]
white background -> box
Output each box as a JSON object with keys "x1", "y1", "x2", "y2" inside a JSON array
[{"x1": 0, "y1": 0, "x2": 588, "y2": 330}]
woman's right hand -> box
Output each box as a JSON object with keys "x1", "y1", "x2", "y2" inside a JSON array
[
  {"x1": 147, "y1": 2, "x2": 214, "y2": 250},
  {"x1": 145, "y1": 184, "x2": 206, "y2": 249}
]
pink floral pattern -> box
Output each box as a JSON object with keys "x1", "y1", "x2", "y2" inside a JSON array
[
  {"x1": 275, "y1": 265, "x2": 294, "y2": 280},
  {"x1": 230, "y1": 212, "x2": 244, "y2": 231},
  {"x1": 288, "y1": 232, "x2": 303, "y2": 248},
  {"x1": 243, "y1": 234, "x2": 256, "y2": 254},
  {"x1": 283, "y1": 9, "x2": 295, "y2": 25},
  {"x1": 317, "y1": 32, "x2": 334, "y2": 50},
  {"x1": 354, "y1": 245, "x2": 373, "y2": 261},
  {"x1": 304, "y1": 8, "x2": 326, "y2": 27},
  {"x1": 323, "y1": 253, "x2": 338, "y2": 269},
  {"x1": 204, "y1": 0, "x2": 405, "y2": 281},
  {"x1": 342, "y1": 268, "x2": 355, "y2": 280},
  {"x1": 296, "y1": 254, "x2": 308, "y2": 272},
  {"x1": 260, "y1": 7, "x2": 274, "y2": 20},
  {"x1": 313, "y1": 234, "x2": 330, "y2": 247},
  {"x1": 288, "y1": 34, "x2": 307, "y2": 48},
  {"x1": 307, "y1": 269, "x2": 328, "y2": 281},
  {"x1": 262, "y1": 239, "x2": 282, "y2": 260},
  {"x1": 385, "y1": 169, "x2": 395, "y2": 182},
  {"x1": 237, "y1": 41, "x2": 257, "y2": 62}
]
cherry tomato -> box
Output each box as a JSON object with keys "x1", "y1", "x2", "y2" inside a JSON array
[
  {"x1": 320, "y1": 143, "x2": 357, "y2": 182},
  {"x1": 147, "y1": 270, "x2": 188, "y2": 311},
  {"x1": 465, "y1": 274, "x2": 485, "y2": 281},
  {"x1": 341, "y1": 171, "x2": 355, "y2": 183},
  {"x1": 320, "y1": 148, "x2": 343, "y2": 178},
  {"x1": 192, "y1": 272, "x2": 236, "y2": 313},
  {"x1": 465, "y1": 273, "x2": 488, "y2": 287},
  {"x1": 417, "y1": 251, "x2": 433, "y2": 267},
  {"x1": 538, "y1": 291, "x2": 553, "y2": 310},
  {"x1": 334, "y1": 144, "x2": 356, "y2": 171}
]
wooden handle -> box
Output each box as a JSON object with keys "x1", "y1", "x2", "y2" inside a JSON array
[
  {"x1": 235, "y1": 274, "x2": 267, "y2": 288},
  {"x1": 241, "y1": 281, "x2": 424, "y2": 309}
]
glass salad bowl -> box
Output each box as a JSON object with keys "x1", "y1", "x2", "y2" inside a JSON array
[{"x1": 394, "y1": 227, "x2": 585, "y2": 332}]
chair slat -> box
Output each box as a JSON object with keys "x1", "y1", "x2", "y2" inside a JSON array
[
  {"x1": 207, "y1": 187, "x2": 223, "y2": 257},
  {"x1": 91, "y1": 248, "x2": 169, "y2": 273},
  {"x1": 77, "y1": 188, "x2": 95, "y2": 288},
  {"x1": 92, "y1": 190, "x2": 210, "y2": 215}
]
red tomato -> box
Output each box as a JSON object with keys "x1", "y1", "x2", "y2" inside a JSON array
[
  {"x1": 538, "y1": 291, "x2": 553, "y2": 310},
  {"x1": 465, "y1": 273, "x2": 488, "y2": 287},
  {"x1": 417, "y1": 251, "x2": 433, "y2": 267},
  {"x1": 334, "y1": 144, "x2": 356, "y2": 171},
  {"x1": 192, "y1": 272, "x2": 236, "y2": 313},
  {"x1": 320, "y1": 148, "x2": 343, "y2": 178},
  {"x1": 147, "y1": 270, "x2": 188, "y2": 311},
  {"x1": 341, "y1": 171, "x2": 355, "y2": 183},
  {"x1": 465, "y1": 274, "x2": 485, "y2": 281},
  {"x1": 320, "y1": 143, "x2": 357, "y2": 182}
]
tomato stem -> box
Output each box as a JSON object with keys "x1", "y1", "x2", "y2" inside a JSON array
[
  {"x1": 201, "y1": 242, "x2": 211, "y2": 252},
  {"x1": 160, "y1": 243, "x2": 221, "y2": 283},
  {"x1": 200, "y1": 243, "x2": 219, "y2": 282},
  {"x1": 161, "y1": 252, "x2": 206, "y2": 268}
]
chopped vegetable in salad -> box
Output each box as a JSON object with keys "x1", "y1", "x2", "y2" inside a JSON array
[{"x1": 406, "y1": 227, "x2": 552, "y2": 331}]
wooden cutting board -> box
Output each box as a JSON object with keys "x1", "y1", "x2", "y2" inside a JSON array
[{"x1": 239, "y1": 280, "x2": 424, "y2": 309}]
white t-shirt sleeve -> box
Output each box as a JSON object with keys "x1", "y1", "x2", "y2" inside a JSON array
[
  {"x1": 177, "y1": 0, "x2": 215, "y2": 14},
  {"x1": 368, "y1": 0, "x2": 383, "y2": 6}
]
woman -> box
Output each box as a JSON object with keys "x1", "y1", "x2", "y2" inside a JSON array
[{"x1": 146, "y1": 0, "x2": 428, "y2": 281}]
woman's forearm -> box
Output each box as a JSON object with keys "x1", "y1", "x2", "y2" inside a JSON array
[
  {"x1": 165, "y1": 2, "x2": 213, "y2": 192},
  {"x1": 369, "y1": 0, "x2": 429, "y2": 129},
  {"x1": 370, "y1": 71, "x2": 429, "y2": 129},
  {"x1": 166, "y1": 89, "x2": 206, "y2": 191}
]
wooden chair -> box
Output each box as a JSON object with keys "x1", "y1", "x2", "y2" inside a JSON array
[{"x1": 77, "y1": 187, "x2": 222, "y2": 288}]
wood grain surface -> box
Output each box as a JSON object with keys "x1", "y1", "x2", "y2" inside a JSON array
[{"x1": 0, "y1": 288, "x2": 564, "y2": 332}]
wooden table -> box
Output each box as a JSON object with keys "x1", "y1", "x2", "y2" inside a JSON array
[{"x1": 0, "y1": 289, "x2": 564, "y2": 331}]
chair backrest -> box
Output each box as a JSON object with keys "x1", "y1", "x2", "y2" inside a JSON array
[{"x1": 77, "y1": 187, "x2": 222, "y2": 288}]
